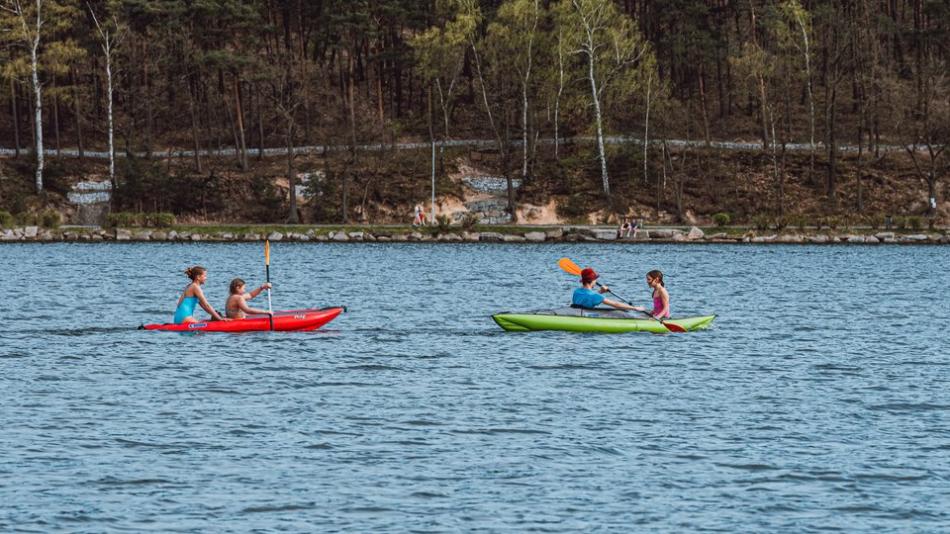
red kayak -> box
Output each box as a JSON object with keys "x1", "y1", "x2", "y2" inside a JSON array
[{"x1": 142, "y1": 307, "x2": 345, "y2": 333}]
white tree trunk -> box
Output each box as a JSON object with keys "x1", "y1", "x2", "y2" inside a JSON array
[
  {"x1": 643, "y1": 73, "x2": 651, "y2": 184},
  {"x1": 795, "y1": 12, "x2": 816, "y2": 176},
  {"x1": 521, "y1": 0, "x2": 538, "y2": 179},
  {"x1": 105, "y1": 42, "x2": 115, "y2": 189},
  {"x1": 585, "y1": 40, "x2": 609, "y2": 196},
  {"x1": 29, "y1": 0, "x2": 43, "y2": 193},
  {"x1": 554, "y1": 31, "x2": 565, "y2": 160}
]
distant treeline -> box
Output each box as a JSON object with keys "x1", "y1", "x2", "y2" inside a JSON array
[{"x1": 1, "y1": 0, "x2": 947, "y2": 218}]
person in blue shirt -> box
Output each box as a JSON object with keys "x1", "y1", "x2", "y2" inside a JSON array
[{"x1": 572, "y1": 267, "x2": 638, "y2": 311}]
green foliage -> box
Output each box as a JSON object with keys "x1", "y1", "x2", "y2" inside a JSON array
[
  {"x1": 105, "y1": 211, "x2": 174, "y2": 228},
  {"x1": 0, "y1": 210, "x2": 13, "y2": 228},
  {"x1": 15, "y1": 212, "x2": 38, "y2": 226},
  {"x1": 146, "y1": 212, "x2": 176, "y2": 227},
  {"x1": 106, "y1": 212, "x2": 140, "y2": 228},
  {"x1": 791, "y1": 215, "x2": 807, "y2": 231},
  {"x1": 410, "y1": 0, "x2": 479, "y2": 87},
  {"x1": 459, "y1": 212, "x2": 480, "y2": 231},
  {"x1": 556, "y1": 193, "x2": 594, "y2": 220},
  {"x1": 907, "y1": 216, "x2": 922, "y2": 231},
  {"x1": 712, "y1": 212, "x2": 731, "y2": 226},
  {"x1": 40, "y1": 209, "x2": 61, "y2": 228},
  {"x1": 434, "y1": 214, "x2": 453, "y2": 233},
  {"x1": 751, "y1": 214, "x2": 770, "y2": 231}
]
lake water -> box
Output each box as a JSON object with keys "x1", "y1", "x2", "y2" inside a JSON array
[{"x1": 2, "y1": 243, "x2": 948, "y2": 532}]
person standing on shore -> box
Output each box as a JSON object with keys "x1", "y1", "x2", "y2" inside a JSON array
[
  {"x1": 173, "y1": 266, "x2": 228, "y2": 324},
  {"x1": 412, "y1": 204, "x2": 425, "y2": 226}
]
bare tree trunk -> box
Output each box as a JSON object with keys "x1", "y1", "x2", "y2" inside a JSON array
[
  {"x1": 187, "y1": 82, "x2": 203, "y2": 173},
  {"x1": 554, "y1": 30, "x2": 565, "y2": 161},
  {"x1": 582, "y1": 29, "x2": 609, "y2": 196},
  {"x1": 698, "y1": 66, "x2": 711, "y2": 147},
  {"x1": 427, "y1": 85, "x2": 435, "y2": 224},
  {"x1": 105, "y1": 42, "x2": 116, "y2": 190},
  {"x1": 643, "y1": 73, "x2": 651, "y2": 184},
  {"x1": 71, "y1": 69, "x2": 83, "y2": 159},
  {"x1": 53, "y1": 91, "x2": 60, "y2": 156},
  {"x1": 26, "y1": 0, "x2": 44, "y2": 193},
  {"x1": 256, "y1": 83, "x2": 264, "y2": 159},
  {"x1": 794, "y1": 9, "x2": 816, "y2": 183},
  {"x1": 470, "y1": 36, "x2": 516, "y2": 220},
  {"x1": 826, "y1": 82, "x2": 838, "y2": 207},
  {"x1": 144, "y1": 50, "x2": 153, "y2": 157},
  {"x1": 233, "y1": 77, "x2": 248, "y2": 170},
  {"x1": 520, "y1": 0, "x2": 538, "y2": 180},
  {"x1": 286, "y1": 118, "x2": 298, "y2": 223},
  {"x1": 10, "y1": 79, "x2": 20, "y2": 158}
]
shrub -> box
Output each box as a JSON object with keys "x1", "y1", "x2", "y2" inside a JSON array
[
  {"x1": 826, "y1": 216, "x2": 839, "y2": 230},
  {"x1": 145, "y1": 212, "x2": 176, "y2": 227},
  {"x1": 40, "y1": 209, "x2": 61, "y2": 229},
  {"x1": 866, "y1": 213, "x2": 882, "y2": 230},
  {"x1": 0, "y1": 210, "x2": 12, "y2": 228},
  {"x1": 106, "y1": 212, "x2": 139, "y2": 228},
  {"x1": 15, "y1": 212, "x2": 38, "y2": 226},
  {"x1": 459, "y1": 212, "x2": 480, "y2": 231},
  {"x1": 751, "y1": 214, "x2": 770, "y2": 231},
  {"x1": 712, "y1": 212, "x2": 731, "y2": 227},
  {"x1": 894, "y1": 216, "x2": 907, "y2": 230},
  {"x1": 792, "y1": 215, "x2": 807, "y2": 231},
  {"x1": 907, "y1": 216, "x2": 922, "y2": 231},
  {"x1": 434, "y1": 214, "x2": 453, "y2": 233}
]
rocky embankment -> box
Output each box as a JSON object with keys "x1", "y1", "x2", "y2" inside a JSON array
[{"x1": 3, "y1": 225, "x2": 949, "y2": 244}]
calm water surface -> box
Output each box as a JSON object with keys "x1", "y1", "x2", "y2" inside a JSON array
[{"x1": 1, "y1": 243, "x2": 948, "y2": 532}]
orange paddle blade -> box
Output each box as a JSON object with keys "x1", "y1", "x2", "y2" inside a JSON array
[
  {"x1": 663, "y1": 321, "x2": 687, "y2": 333},
  {"x1": 558, "y1": 257, "x2": 582, "y2": 276},
  {"x1": 264, "y1": 240, "x2": 271, "y2": 265}
]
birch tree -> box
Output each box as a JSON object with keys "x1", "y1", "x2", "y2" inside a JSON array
[
  {"x1": 2, "y1": 0, "x2": 45, "y2": 192},
  {"x1": 557, "y1": 0, "x2": 654, "y2": 197},
  {"x1": 486, "y1": 0, "x2": 541, "y2": 181},
  {"x1": 88, "y1": 1, "x2": 123, "y2": 191},
  {"x1": 784, "y1": 1, "x2": 816, "y2": 182}
]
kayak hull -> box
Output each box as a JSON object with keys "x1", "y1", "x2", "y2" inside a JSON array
[
  {"x1": 492, "y1": 308, "x2": 715, "y2": 333},
  {"x1": 143, "y1": 307, "x2": 344, "y2": 333}
]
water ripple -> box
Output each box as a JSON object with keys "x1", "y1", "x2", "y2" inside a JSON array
[{"x1": 1, "y1": 242, "x2": 948, "y2": 532}]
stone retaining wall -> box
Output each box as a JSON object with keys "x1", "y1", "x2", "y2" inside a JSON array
[{"x1": 3, "y1": 225, "x2": 948, "y2": 244}]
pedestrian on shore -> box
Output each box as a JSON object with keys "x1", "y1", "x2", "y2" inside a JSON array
[
  {"x1": 618, "y1": 219, "x2": 631, "y2": 239},
  {"x1": 173, "y1": 266, "x2": 228, "y2": 324},
  {"x1": 631, "y1": 218, "x2": 640, "y2": 239},
  {"x1": 412, "y1": 204, "x2": 425, "y2": 226},
  {"x1": 225, "y1": 279, "x2": 273, "y2": 319}
]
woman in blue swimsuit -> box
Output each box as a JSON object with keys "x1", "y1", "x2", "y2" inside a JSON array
[{"x1": 173, "y1": 266, "x2": 227, "y2": 324}]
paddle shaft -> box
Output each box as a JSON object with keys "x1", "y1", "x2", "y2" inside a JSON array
[{"x1": 265, "y1": 241, "x2": 274, "y2": 331}]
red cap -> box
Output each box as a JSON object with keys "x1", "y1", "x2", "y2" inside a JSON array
[{"x1": 580, "y1": 267, "x2": 599, "y2": 283}]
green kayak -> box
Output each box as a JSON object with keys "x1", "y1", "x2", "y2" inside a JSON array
[{"x1": 492, "y1": 307, "x2": 716, "y2": 333}]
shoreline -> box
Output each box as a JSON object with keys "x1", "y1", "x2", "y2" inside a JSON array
[{"x1": 3, "y1": 224, "x2": 948, "y2": 245}]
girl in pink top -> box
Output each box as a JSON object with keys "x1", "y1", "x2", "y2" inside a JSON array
[{"x1": 632, "y1": 270, "x2": 671, "y2": 319}]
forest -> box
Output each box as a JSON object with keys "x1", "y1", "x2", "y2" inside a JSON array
[{"x1": 0, "y1": 0, "x2": 947, "y2": 225}]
